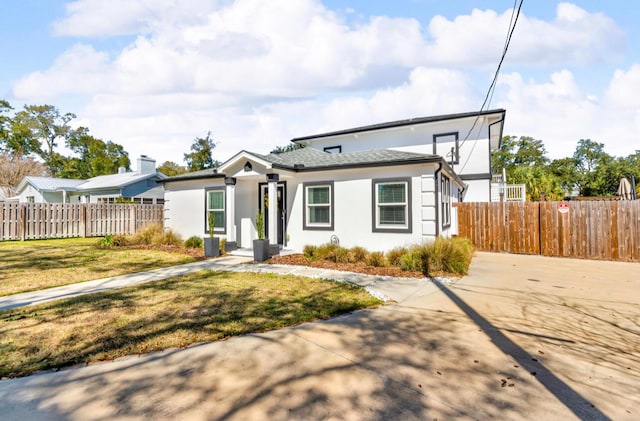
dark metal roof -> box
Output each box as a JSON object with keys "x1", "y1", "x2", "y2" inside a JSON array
[{"x1": 291, "y1": 109, "x2": 506, "y2": 143}]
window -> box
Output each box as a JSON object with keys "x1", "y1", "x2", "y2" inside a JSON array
[
  {"x1": 441, "y1": 175, "x2": 451, "y2": 228},
  {"x1": 205, "y1": 188, "x2": 226, "y2": 234},
  {"x1": 323, "y1": 146, "x2": 342, "y2": 154},
  {"x1": 303, "y1": 182, "x2": 334, "y2": 230},
  {"x1": 26, "y1": 196, "x2": 35, "y2": 203},
  {"x1": 372, "y1": 178, "x2": 412, "y2": 233},
  {"x1": 433, "y1": 132, "x2": 459, "y2": 165}
]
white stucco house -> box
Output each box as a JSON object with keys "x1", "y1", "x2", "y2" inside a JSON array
[
  {"x1": 163, "y1": 109, "x2": 506, "y2": 254},
  {"x1": 14, "y1": 156, "x2": 166, "y2": 204}
]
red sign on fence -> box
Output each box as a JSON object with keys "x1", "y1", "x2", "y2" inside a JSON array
[{"x1": 558, "y1": 202, "x2": 570, "y2": 214}]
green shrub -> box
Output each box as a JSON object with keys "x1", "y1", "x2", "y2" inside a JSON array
[
  {"x1": 428, "y1": 237, "x2": 474, "y2": 275},
  {"x1": 97, "y1": 235, "x2": 114, "y2": 248},
  {"x1": 399, "y1": 252, "x2": 421, "y2": 272},
  {"x1": 365, "y1": 251, "x2": 386, "y2": 267},
  {"x1": 184, "y1": 236, "x2": 203, "y2": 248},
  {"x1": 111, "y1": 234, "x2": 130, "y2": 247},
  {"x1": 347, "y1": 246, "x2": 369, "y2": 263},
  {"x1": 386, "y1": 246, "x2": 408, "y2": 267},
  {"x1": 313, "y1": 243, "x2": 339, "y2": 261},
  {"x1": 156, "y1": 230, "x2": 183, "y2": 246},
  {"x1": 397, "y1": 237, "x2": 474, "y2": 276},
  {"x1": 131, "y1": 223, "x2": 164, "y2": 245},
  {"x1": 303, "y1": 244, "x2": 317, "y2": 259},
  {"x1": 220, "y1": 238, "x2": 226, "y2": 254}
]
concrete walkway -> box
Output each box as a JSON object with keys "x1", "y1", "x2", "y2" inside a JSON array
[{"x1": 0, "y1": 252, "x2": 638, "y2": 420}]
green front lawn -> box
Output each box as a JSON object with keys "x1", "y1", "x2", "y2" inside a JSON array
[
  {"x1": 0, "y1": 238, "x2": 198, "y2": 296},
  {"x1": 0, "y1": 270, "x2": 381, "y2": 378}
]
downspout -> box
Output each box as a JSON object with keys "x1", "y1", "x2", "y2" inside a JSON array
[{"x1": 434, "y1": 161, "x2": 443, "y2": 237}]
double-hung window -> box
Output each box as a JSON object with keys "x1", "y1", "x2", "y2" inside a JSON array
[
  {"x1": 205, "y1": 188, "x2": 225, "y2": 234},
  {"x1": 372, "y1": 178, "x2": 411, "y2": 233},
  {"x1": 303, "y1": 182, "x2": 333, "y2": 230},
  {"x1": 441, "y1": 175, "x2": 451, "y2": 228}
]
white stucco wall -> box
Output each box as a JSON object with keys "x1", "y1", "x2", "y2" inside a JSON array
[
  {"x1": 461, "y1": 179, "x2": 490, "y2": 203},
  {"x1": 300, "y1": 114, "x2": 497, "y2": 201},
  {"x1": 164, "y1": 162, "x2": 462, "y2": 253}
]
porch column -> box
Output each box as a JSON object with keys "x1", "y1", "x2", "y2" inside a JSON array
[
  {"x1": 225, "y1": 177, "x2": 237, "y2": 251},
  {"x1": 266, "y1": 173, "x2": 279, "y2": 250}
]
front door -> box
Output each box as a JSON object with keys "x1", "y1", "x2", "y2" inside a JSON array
[{"x1": 259, "y1": 183, "x2": 286, "y2": 245}]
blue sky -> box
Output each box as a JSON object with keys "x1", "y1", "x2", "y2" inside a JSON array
[{"x1": 1, "y1": 1, "x2": 638, "y2": 166}]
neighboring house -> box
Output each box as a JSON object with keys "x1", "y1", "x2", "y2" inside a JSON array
[
  {"x1": 15, "y1": 156, "x2": 166, "y2": 204},
  {"x1": 163, "y1": 109, "x2": 506, "y2": 253}
]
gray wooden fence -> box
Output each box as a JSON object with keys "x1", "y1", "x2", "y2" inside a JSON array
[{"x1": 0, "y1": 203, "x2": 164, "y2": 241}]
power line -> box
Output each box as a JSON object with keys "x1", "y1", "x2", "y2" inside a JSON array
[{"x1": 457, "y1": 0, "x2": 524, "y2": 172}]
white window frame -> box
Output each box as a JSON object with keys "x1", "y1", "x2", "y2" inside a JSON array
[
  {"x1": 303, "y1": 182, "x2": 334, "y2": 230},
  {"x1": 205, "y1": 187, "x2": 226, "y2": 234},
  {"x1": 372, "y1": 178, "x2": 412, "y2": 233},
  {"x1": 441, "y1": 175, "x2": 451, "y2": 228}
]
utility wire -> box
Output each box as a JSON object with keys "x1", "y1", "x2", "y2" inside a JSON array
[{"x1": 457, "y1": 0, "x2": 524, "y2": 172}]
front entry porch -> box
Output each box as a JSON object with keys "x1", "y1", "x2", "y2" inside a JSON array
[{"x1": 223, "y1": 171, "x2": 290, "y2": 255}]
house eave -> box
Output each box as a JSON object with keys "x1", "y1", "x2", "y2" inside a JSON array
[{"x1": 291, "y1": 109, "x2": 507, "y2": 143}]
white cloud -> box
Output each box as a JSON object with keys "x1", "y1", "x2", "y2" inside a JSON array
[
  {"x1": 425, "y1": 2, "x2": 625, "y2": 67},
  {"x1": 9, "y1": 0, "x2": 635, "y2": 165},
  {"x1": 11, "y1": 44, "x2": 112, "y2": 101},
  {"x1": 497, "y1": 69, "x2": 639, "y2": 159},
  {"x1": 52, "y1": 0, "x2": 219, "y2": 37},
  {"x1": 605, "y1": 64, "x2": 640, "y2": 108}
]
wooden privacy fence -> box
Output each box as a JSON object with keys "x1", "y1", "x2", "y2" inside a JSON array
[
  {"x1": 456, "y1": 201, "x2": 640, "y2": 262},
  {"x1": 0, "y1": 203, "x2": 164, "y2": 241}
]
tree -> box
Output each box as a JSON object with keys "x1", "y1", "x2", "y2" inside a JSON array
[
  {"x1": 492, "y1": 136, "x2": 548, "y2": 172},
  {"x1": 0, "y1": 151, "x2": 47, "y2": 198},
  {"x1": 548, "y1": 157, "x2": 580, "y2": 195},
  {"x1": 0, "y1": 100, "x2": 12, "y2": 148},
  {"x1": 184, "y1": 132, "x2": 219, "y2": 172},
  {"x1": 11, "y1": 105, "x2": 76, "y2": 174},
  {"x1": 271, "y1": 143, "x2": 304, "y2": 154},
  {"x1": 157, "y1": 161, "x2": 187, "y2": 177},
  {"x1": 59, "y1": 127, "x2": 130, "y2": 179},
  {"x1": 572, "y1": 139, "x2": 614, "y2": 196}
]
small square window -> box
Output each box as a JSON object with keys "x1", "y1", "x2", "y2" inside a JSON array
[
  {"x1": 372, "y1": 178, "x2": 412, "y2": 233},
  {"x1": 303, "y1": 182, "x2": 334, "y2": 230}
]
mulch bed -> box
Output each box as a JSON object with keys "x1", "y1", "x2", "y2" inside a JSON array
[{"x1": 268, "y1": 254, "x2": 427, "y2": 279}]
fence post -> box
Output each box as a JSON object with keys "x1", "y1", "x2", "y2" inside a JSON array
[
  {"x1": 20, "y1": 204, "x2": 27, "y2": 241},
  {"x1": 80, "y1": 204, "x2": 87, "y2": 238},
  {"x1": 130, "y1": 205, "x2": 137, "y2": 234}
]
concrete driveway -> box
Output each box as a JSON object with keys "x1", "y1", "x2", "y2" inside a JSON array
[{"x1": 0, "y1": 252, "x2": 638, "y2": 420}]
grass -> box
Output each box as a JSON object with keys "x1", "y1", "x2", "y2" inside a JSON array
[
  {"x1": 0, "y1": 270, "x2": 381, "y2": 378},
  {"x1": 0, "y1": 238, "x2": 198, "y2": 297}
]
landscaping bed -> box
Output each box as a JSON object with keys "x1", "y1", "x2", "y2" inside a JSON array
[{"x1": 269, "y1": 254, "x2": 425, "y2": 278}]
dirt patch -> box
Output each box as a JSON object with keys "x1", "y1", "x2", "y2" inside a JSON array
[{"x1": 269, "y1": 254, "x2": 428, "y2": 278}]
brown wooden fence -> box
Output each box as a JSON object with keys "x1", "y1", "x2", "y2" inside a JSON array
[
  {"x1": 456, "y1": 201, "x2": 640, "y2": 262},
  {"x1": 0, "y1": 203, "x2": 164, "y2": 241}
]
